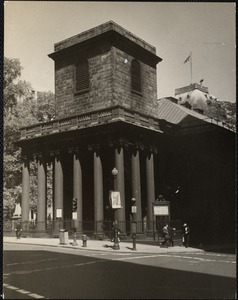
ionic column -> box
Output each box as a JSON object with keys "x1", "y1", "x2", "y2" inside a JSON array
[
  {"x1": 131, "y1": 146, "x2": 142, "y2": 231},
  {"x1": 93, "y1": 146, "x2": 104, "y2": 235},
  {"x1": 21, "y1": 155, "x2": 30, "y2": 231},
  {"x1": 115, "y1": 144, "x2": 126, "y2": 231},
  {"x1": 72, "y1": 148, "x2": 83, "y2": 232},
  {"x1": 146, "y1": 148, "x2": 156, "y2": 231},
  {"x1": 53, "y1": 151, "x2": 64, "y2": 222},
  {"x1": 36, "y1": 154, "x2": 47, "y2": 231}
]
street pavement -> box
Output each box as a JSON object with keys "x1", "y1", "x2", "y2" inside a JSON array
[
  {"x1": 3, "y1": 238, "x2": 236, "y2": 299},
  {"x1": 3, "y1": 236, "x2": 204, "y2": 254}
]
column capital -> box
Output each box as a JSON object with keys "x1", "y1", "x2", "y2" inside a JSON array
[
  {"x1": 146, "y1": 146, "x2": 158, "y2": 155},
  {"x1": 129, "y1": 142, "x2": 145, "y2": 155},
  {"x1": 33, "y1": 152, "x2": 43, "y2": 162},
  {"x1": 107, "y1": 138, "x2": 129, "y2": 150},
  {"x1": 49, "y1": 149, "x2": 61, "y2": 157},
  {"x1": 68, "y1": 146, "x2": 78, "y2": 153},
  {"x1": 68, "y1": 146, "x2": 80, "y2": 154},
  {"x1": 115, "y1": 138, "x2": 129, "y2": 150},
  {"x1": 88, "y1": 144, "x2": 101, "y2": 154}
]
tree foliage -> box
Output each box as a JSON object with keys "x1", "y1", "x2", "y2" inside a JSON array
[
  {"x1": 36, "y1": 91, "x2": 55, "y2": 122},
  {"x1": 4, "y1": 57, "x2": 55, "y2": 219}
]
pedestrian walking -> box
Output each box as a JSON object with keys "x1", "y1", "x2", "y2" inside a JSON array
[
  {"x1": 168, "y1": 225, "x2": 176, "y2": 246},
  {"x1": 161, "y1": 224, "x2": 173, "y2": 247},
  {"x1": 15, "y1": 220, "x2": 22, "y2": 239},
  {"x1": 183, "y1": 223, "x2": 190, "y2": 247}
]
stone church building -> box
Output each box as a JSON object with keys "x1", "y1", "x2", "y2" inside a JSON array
[{"x1": 16, "y1": 21, "x2": 235, "y2": 246}]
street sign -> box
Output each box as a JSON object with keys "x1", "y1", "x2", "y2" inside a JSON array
[
  {"x1": 72, "y1": 212, "x2": 78, "y2": 220},
  {"x1": 56, "y1": 208, "x2": 62, "y2": 218}
]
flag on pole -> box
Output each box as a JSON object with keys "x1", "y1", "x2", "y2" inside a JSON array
[
  {"x1": 184, "y1": 52, "x2": 193, "y2": 83},
  {"x1": 184, "y1": 54, "x2": 191, "y2": 64}
]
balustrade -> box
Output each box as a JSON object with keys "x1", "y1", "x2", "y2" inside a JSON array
[{"x1": 20, "y1": 106, "x2": 161, "y2": 140}]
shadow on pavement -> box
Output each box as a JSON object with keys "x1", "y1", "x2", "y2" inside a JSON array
[
  {"x1": 4, "y1": 249, "x2": 236, "y2": 299},
  {"x1": 202, "y1": 247, "x2": 236, "y2": 254},
  {"x1": 134, "y1": 240, "x2": 236, "y2": 254}
]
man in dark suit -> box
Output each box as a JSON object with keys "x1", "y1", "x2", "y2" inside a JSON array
[{"x1": 183, "y1": 223, "x2": 190, "y2": 247}]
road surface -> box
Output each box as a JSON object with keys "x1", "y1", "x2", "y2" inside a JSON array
[{"x1": 3, "y1": 243, "x2": 236, "y2": 299}]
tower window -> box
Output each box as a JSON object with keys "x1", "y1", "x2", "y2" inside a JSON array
[
  {"x1": 75, "y1": 60, "x2": 89, "y2": 93},
  {"x1": 131, "y1": 59, "x2": 142, "y2": 94}
]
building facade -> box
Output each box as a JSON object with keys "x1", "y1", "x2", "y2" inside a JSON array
[
  {"x1": 16, "y1": 21, "x2": 235, "y2": 246},
  {"x1": 17, "y1": 21, "x2": 163, "y2": 236}
]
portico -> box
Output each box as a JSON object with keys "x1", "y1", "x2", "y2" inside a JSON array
[{"x1": 18, "y1": 105, "x2": 162, "y2": 235}]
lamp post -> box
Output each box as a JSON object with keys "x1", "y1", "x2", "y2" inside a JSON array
[
  {"x1": 131, "y1": 197, "x2": 137, "y2": 250},
  {"x1": 112, "y1": 167, "x2": 120, "y2": 250}
]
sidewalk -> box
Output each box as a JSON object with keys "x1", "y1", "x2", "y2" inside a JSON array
[{"x1": 3, "y1": 236, "x2": 204, "y2": 254}]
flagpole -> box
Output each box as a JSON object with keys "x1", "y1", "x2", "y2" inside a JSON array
[{"x1": 190, "y1": 51, "x2": 192, "y2": 84}]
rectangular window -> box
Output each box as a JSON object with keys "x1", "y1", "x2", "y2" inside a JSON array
[
  {"x1": 131, "y1": 59, "x2": 142, "y2": 94},
  {"x1": 75, "y1": 61, "x2": 89, "y2": 93}
]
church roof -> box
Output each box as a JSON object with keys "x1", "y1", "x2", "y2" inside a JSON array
[
  {"x1": 157, "y1": 98, "x2": 235, "y2": 133},
  {"x1": 158, "y1": 98, "x2": 207, "y2": 123}
]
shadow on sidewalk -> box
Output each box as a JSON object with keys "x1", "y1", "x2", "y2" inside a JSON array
[
  {"x1": 103, "y1": 244, "x2": 114, "y2": 249},
  {"x1": 201, "y1": 246, "x2": 236, "y2": 254}
]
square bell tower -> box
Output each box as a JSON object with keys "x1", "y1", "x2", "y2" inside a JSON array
[{"x1": 49, "y1": 21, "x2": 162, "y2": 119}]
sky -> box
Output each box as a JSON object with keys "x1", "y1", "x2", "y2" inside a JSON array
[{"x1": 4, "y1": 1, "x2": 236, "y2": 102}]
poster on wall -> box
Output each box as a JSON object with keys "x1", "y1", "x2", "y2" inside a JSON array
[{"x1": 109, "y1": 191, "x2": 122, "y2": 209}]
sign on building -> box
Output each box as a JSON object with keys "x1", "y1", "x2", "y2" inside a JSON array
[
  {"x1": 131, "y1": 205, "x2": 137, "y2": 213},
  {"x1": 153, "y1": 200, "x2": 170, "y2": 217},
  {"x1": 72, "y1": 212, "x2": 78, "y2": 220},
  {"x1": 109, "y1": 191, "x2": 122, "y2": 209},
  {"x1": 153, "y1": 205, "x2": 169, "y2": 216}
]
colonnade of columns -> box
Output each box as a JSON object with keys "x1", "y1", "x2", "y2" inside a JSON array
[{"x1": 21, "y1": 143, "x2": 157, "y2": 233}]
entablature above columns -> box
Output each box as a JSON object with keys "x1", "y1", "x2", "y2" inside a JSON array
[
  {"x1": 108, "y1": 138, "x2": 129, "y2": 151},
  {"x1": 20, "y1": 136, "x2": 159, "y2": 167},
  {"x1": 87, "y1": 139, "x2": 159, "y2": 156}
]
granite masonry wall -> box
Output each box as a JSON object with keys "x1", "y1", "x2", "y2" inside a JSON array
[
  {"x1": 55, "y1": 49, "x2": 113, "y2": 118},
  {"x1": 53, "y1": 22, "x2": 159, "y2": 119},
  {"x1": 55, "y1": 45, "x2": 157, "y2": 118},
  {"x1": 112, "y1": 47, "x2": 157, "y2": 117}
]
